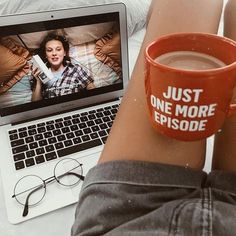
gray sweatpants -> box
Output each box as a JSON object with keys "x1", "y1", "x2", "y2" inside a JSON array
[{"x1": 71, "y1": 161, "x2": 236, "y2": 236}]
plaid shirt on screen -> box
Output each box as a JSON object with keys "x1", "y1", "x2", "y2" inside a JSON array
[{"x1": 43, "y1": 63, "x2": 94, "y2": 99}]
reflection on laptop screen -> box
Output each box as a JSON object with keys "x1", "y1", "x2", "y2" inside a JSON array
[{"x1": 0, "y1": 11, "x2": 124, "y2": 118}]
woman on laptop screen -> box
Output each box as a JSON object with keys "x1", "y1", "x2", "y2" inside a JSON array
[{"x1": 31, "y1": 33, "x2": 96, "y2": 101}]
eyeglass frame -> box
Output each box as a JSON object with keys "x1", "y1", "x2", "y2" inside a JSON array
[{"x1": 12, "y1": 158, "x2": 85, "y2": 217}]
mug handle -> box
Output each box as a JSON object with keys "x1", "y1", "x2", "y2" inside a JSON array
[{"x1": 228, "y1": 104, "x2": 236, "y2": 116}]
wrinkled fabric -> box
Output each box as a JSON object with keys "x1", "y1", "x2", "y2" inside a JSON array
[{"x1": 71, "y1": 161, "x2": 236, "y2": 236}]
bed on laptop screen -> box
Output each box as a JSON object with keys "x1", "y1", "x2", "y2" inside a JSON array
[{"x1": 0, "y1": 19, "x2": 122, "y2": 109}]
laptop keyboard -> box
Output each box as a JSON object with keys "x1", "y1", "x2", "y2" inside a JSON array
[{"x1": 8, "y1": 104, "x2": 119, "y2": 171}]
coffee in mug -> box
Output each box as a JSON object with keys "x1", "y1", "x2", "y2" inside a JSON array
[
  {"x1": 145, "y1": 33, "x2": 236, "y2": 141},
  {"x1": 155, "y1": 51, "x2": 226, "y2": 70}
]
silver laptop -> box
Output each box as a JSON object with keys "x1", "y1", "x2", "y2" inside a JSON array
[{"x1": 0, "y1": 3, "x2": 129, "y2": 224}]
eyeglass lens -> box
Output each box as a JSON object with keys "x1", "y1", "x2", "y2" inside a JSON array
[{"x1": 12, "y1": 158, "x2": 84, "y2": 217}]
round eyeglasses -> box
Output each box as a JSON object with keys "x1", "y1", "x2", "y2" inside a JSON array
[{"x1": 12, "y1": 158, "x2": 84, "y2": 217}]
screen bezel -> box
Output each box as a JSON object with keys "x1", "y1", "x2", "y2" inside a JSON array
[{"x1": 0, "y1": 3, "x2": 129, "y2": 125}]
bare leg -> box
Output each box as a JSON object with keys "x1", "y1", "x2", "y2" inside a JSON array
[
  {"x1": 99, "y1": 0, "x2": 223, "y2": 170},
  {"x1": 223, "y1": 0, "x2": 236, "y2": 40},
  {"x1": 212, "y1": 0, "x2": 236, "y2": 171}
]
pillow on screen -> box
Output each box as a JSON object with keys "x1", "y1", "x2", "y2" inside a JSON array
[
  {"x1": 0, "y1": 38, "x2": 30, "y2": 94},
  {"x1": 94, "y1": 32, "x2": 121, "y2": 77},
  {"x1": 0, "y1": 0, "x2": 151, "y2": 36},
  {"x1": 64, "y1": 22, "x2": 115, "y2": 46},
  {"x1": 0, "y1": 45, "x2": 26, "y2": 85}
]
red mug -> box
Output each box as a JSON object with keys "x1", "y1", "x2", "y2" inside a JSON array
[{"x1": 145, "y1": 33, "x2": 236, "y2": 141}]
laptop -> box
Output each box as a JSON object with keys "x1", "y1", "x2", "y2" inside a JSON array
[{"x1": 0, "y1": 3, "x2": 129, "y2": 224}]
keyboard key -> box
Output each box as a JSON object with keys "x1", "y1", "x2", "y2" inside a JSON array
[
  {"x1": 64, "y1": 116, "x2": 72, "y2": 120},
  {"x1": 19, "y1": 127, "x2": 27, "y2": 132},
  {"x1": 19, "y1": 131, "x2": 28, "y2": 138},
  {"x1": 96, "y1": 112, "x2": 103, "y2": 118},
  {"x1": 11, "y1": 139, "x2": 24, "y2": 147},
  {"x1": 28, "y1": 125, "x2": 37, "y2": 129},
  {"x1": 104, "y1": 110, "x2": 111, "y2": 116},
  {"x1": 63, "y1": 120, "x2": 72, "y2": 126},
  {"x1": 29, "y1": 142, "x2": 38, "y2": 149},
  {"x1": 25, "y1": 136, "x2": 34, "y2": 143},
  {"x1": 81, "y1": 112, "x2": 88, "y2": 116},
  {"x1": 46, "y1": 120, "x2": 54, "y2": 125},
  {"x1": 12, "y1": 144, "x2": 28, "y2": 154},
  {"x1": 35, "y1": 134, "x2": 44, "y2": 140},
  {"x1": 75, "y1": 130, "x2": 83, "y2": 136},
  {"x1": 37, "y1": 122, "x2": 45, "y2": 127},
  {"x1": 44, "y1": 131, "x2": 53, "y2": 138},
  {"x1": 26, "y1": 150, "x2": 35, "y2": 158},
  {"x1": 45, "y1": 145, "x2": 55, "y2": 152},
  {"x1": 15, "y1": 161, "x2": 25, "y2": 170},
  {"x1": 102, "y1": 117, "x2": 110, "y2": 123},
  {"x1": 104, "y1": 106, "x2": 111, "y2": 110},
  {"x1": 13, "y1": 153, "x2": 26, "y2": 162},
  {"x1": 48, "y1": 137, "x2": 57, "y2": 144},
  {"x1": 90, "y1": 132, "x2": 99, "y2": 139},
  {"x1": 80, "y1": 116, "x2": 88, "y2": 122},
  {"x1": 35, "y1": 155, "x2": 45, "y2": 164},
  {"x1": 83, "y1": 128, "x2": 92, "y2": 134},
  {"x1": 57, "y1": 139, "x2": 102, "y2": 158},
  {"x1": 91, "y1": 126, "x2": 100, "y2": 132},
  {"x1": 55, "y1": 122, "x2": 63, "y2": 128},
  {"x1": 37, "y1": 127, "x2": 46, "y2": 133},
  {"x1": 82, "y1": 135, "x2": 90, "y2": 142},
  {"x1": 55, "y1": 118, "x2": 63, "y2": 122},
  {"x1": 46, "y1": 124, "x2": 55, "y2": 131},
  {"x1": 72, "y1": 118, "x2": 80, "y2": 124},
  {"x1": 79, "y1": 123, "x2": 87, "y2": 129},
  {"x1": 95, "y1": 119, "x2": 102, "y2": 125},
  {"x1": 9, "y1": 129, "x2": 17, "y2": 134},
  {"x1": 73, "y1": 137, "x2": 82, "y2": 144},
  {"x1": 99, "y1": 123, "x2": 108, "y2": 130},
  {"x1": 70, "y1": 125, "x2": 79, "y2": 131},
  {"x1": 25, "y1": 158, "x2": 35, "y2": 167},
  {"x1": 58, "y1": 134, "x2": 66, "y2": 141},
  {"x1": 62, "y1": 127, "x2": 70, "y2": 133},
  {"x1": 9, "y1": 133, "x2": 18, "y2": 140},
  {"x1": 53, "y1": 129, "x2": 62, "y2": 136},
  {"x1": 101, "y1": 136, "x2": 108, "y2": 144},
  {"x1": 39, "y1": 140, "x2": 48, "y2": 147},
  {"x1": 108, "y1": 121, "x2": 113, "y2": 127},
  {"x1": 28, "y1": 129, "x2": 37, "y2": 136},
  {"x1": 36, "y1": 147, "x2": 45, "y2": 155},
  {"x1": 87, "y1": 120, "x2": 95, "y2": 127},
  {"x1": 45, "y1": 152, "x2": 57, "y2": 161},
  {"x1": 55, "y1": 142, "x2": 64, "y2": 150},
  {"x1": 88, "y1": 114, "x2": 96, "y2": 120},
  {"x1": 98, "y1": 130, "x2": 107, "y2": 137},
  {"x1": 64, "y1": 140, "x2": 73, "y2": 147},
  {"x1": 66, "y1": 132, "x2": 75, "y2": 139},
  {"x1": 72, "y1": 114, "x2": 80, "y2": 118}
]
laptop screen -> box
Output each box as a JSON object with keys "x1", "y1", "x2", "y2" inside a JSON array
[{"x1": 0, "y1": 4, "x2": 128, "y2": 124}]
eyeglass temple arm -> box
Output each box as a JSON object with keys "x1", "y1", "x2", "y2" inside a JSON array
[
  {"x1": 22, "y1": 184, "x2": 46, "y2": 217},
  {"x1": 56, "y1": 171, "x2": 85, "y2": 181}
]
